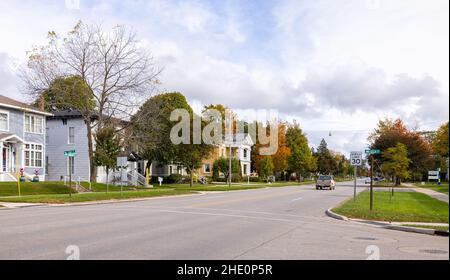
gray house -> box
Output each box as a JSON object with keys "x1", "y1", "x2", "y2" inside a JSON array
[
  {"x1": 46, "y1": 110, "x2": 147, "y2": 185},
  {"x1": 0, "y1": 95, "x2": 52, "y2": 182},
  {"x1": 45, "y1": 110, "x2": 92, "y2": 182}
]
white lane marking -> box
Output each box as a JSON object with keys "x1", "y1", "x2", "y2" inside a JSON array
[{"x1": 291, "y1": 197, "x2": 303, "y2": 202}]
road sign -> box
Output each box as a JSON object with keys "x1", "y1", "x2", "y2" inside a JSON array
[
  {"x1": 350, "y1": 151, "x2": 363, "y2": 166},
  {"x1": 365, "y1": 149, "x2": 381, "y2": 155},
  {"x1": 64, "y1": 150, "x2": 76, "y2": 157},
  {"x1": 428, "y1": 170, "x2": 439, "y2": 180}
]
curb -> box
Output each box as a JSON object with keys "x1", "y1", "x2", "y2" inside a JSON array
[
  {"x1": 325, "y1": 208, "x2": 349, "y2": 221},
  {"x1": 325, "y1": 209, "x2": 449, "y2": 237},
  {"x1": 385, "y1": 225, "x2": 436, "y2": 235}
]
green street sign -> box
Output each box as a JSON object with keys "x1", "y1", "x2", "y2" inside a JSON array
[
  {"x1": 64, "y1": 150, "x2": 76, "y2": 157},
  {"x1": 365, "y1": 149, "x2": 381, "y2": 155}
]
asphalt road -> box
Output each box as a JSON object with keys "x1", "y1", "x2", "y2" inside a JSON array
[{"x1": 0, "y1": 181, "x2": 448, "y2": 260}]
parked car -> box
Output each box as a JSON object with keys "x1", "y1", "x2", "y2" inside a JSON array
[
  {"x1": 365, "y1": 178, "x2": 372, "y2": 184},
  {"x1": 316, "y1": 175, "x2": 336, "y2": 190}
]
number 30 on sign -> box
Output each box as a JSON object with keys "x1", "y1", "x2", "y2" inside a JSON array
[{"x1": 350, "y1": 152, "x2": 363, "y2": 166}]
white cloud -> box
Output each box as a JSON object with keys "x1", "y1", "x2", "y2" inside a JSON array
[{"x1": 0, "y1": 0, "x2": 447, "y2": 156}]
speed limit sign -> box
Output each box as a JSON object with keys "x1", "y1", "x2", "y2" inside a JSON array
[{"x1": 350, "y1": 151, "x2": 363, "y2": 166}]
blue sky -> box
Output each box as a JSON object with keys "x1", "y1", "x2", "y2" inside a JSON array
[{"x1": 0, "y1": 0, "x2": 448, "y2": 155}]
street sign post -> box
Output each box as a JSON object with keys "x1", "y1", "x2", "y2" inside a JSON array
[
  {"x1": 64, "y1": 150, "x2": 76, "y2": 197},
  {"x1": 365, "y1": 149, "x2": 381, "y2": 155},
  {"x1": 365, "y1": 149, "x2": 381, "y2": 210},
  {"x1": 350, "y1": 152, "x2": 363, "y2": 201}
]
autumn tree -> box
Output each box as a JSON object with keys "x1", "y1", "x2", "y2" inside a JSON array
[
  {"x1": 382, "y1": 143, "x2": 411, "y2": 185},
  {"x1": 432, "y1": 122, "x2": 449, "y2": 158},
  {"x1": 22, "y1": 21, "x2": 160, "y2": 182},
  {"x1": 286, "y1": 122, "x2": 315, "y2": 181},
  {"x1": 271, "y1": 122, "x2": 291, "y2": 180},
  {"x1": 368, "y1": 118, "x2": 433, "y2": 179}
]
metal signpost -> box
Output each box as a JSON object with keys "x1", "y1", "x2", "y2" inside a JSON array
[
  {"x1": 64, "y1": 150, "x2": 76, "y2": 198},
  {"x1": 350, "y1": 151, "x2": 363, "y2": 201},
  {"x1": 365, "y1": 149, "x2": 381, "y2": 210}
]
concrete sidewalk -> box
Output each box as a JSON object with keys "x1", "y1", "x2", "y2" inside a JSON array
[
  {"x1": 403, "y1": 183, "x2": 449, "y2": 203},
  {"x1": 0, "y1": 202, "x2": 45, "y2": 209}
]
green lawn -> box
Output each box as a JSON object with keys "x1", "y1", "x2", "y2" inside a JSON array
[
  {"x1": 0, "y1": 182, "x2": 72, "y2": 197},
  {"x1": 402, "y1": 224, "x2": 449, "y2": 232},
  {"x1": 0, "y1": 180, "x2": 312, "y2": 204},
  {"x1": 413, "y1": 182, "x2": 449, "y2": 195},
  {"x1": 0, "y1": 189, "x2": 194, "y2": 204},
  {"x1": 333, "y1": 191, "x2": 449, "y2": 223}
]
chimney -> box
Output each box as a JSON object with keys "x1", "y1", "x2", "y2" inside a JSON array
[{"x1": 38, "y1": 95, "x2": 45, "y2": 111}]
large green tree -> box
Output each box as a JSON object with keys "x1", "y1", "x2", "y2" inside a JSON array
[
  {"x1": 132, "y1": 92, "x2": 191, "y2": 168},
  {"x1": 315, "y1": 139, "x2": 337, "y2": 175},
  {"x1": 133, "y1": 92, "x2": 213, "y2": 187},
  {"x1": 34, "y1": 75, "x2": 95, "y2": 112}
]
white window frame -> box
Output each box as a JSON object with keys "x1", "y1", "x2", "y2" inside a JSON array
[
  {"x1": 24, "y1": 114, "x2": 44, "y2": 134},
  {"x1": 24, "y1": 143, "x2": 44, "y2": 168},
  {"x1": 0, "y1": 110, "x2": 9, "y2": 132},
  {"x1": 68, "y1": 127, "x2": 75, "y2": 144}
]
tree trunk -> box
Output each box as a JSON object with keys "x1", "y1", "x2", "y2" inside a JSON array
[
  {"x1": 87, "y1": 123, "x2": 97, "y2": 183},
  {"x1": 106, "y1": 171, "x2": 109, "y2": 193},
  {"x1": 190, "y1": 170, "x2": 194, "y2": 187}
]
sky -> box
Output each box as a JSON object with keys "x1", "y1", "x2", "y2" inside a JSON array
[{"x1": 0, "y1": 0, "x2": 448, "y2": 156}]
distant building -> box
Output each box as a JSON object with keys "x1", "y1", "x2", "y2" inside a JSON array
[{"x1": 152, "y1": 133, "x2": 254, "y2": 180}]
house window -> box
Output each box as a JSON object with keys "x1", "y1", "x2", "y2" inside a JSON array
[
  {"x1": 243, "y1": 149, "x2": 248, "y2": 159},
  {"x1": 0, "y1": 113, "x2": 8, "y2": 131},
  {"x1": 68, "y1": 127, "x2": 75, "y2": 144},
  {"x1": 24, "y1": 144, "x2": 43, "y2": 167},
  {"x1": 169, "y1": 166, "x2": 173, "y2": 175},
  {"x1": 25, "y1": 114, "x2": 44, "y2": 134},
  {"x1": 204, "y1": 164, "x2": 211, "y2": 173}
]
